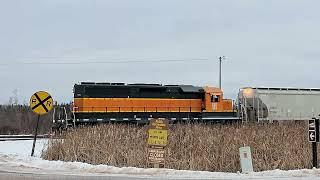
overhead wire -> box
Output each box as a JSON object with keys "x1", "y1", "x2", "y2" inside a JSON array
[{"x1": 0, "y1": 58, "x2": 210, "y2": 66}]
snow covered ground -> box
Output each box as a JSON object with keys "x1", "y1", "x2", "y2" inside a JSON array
[{"x1": 0, "y1": 139, "x2": 319, "y2": 179}]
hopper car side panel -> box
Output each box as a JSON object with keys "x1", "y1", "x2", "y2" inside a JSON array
[{"x1": 238, "y1": 87, "x2": 320, "y2": 122}]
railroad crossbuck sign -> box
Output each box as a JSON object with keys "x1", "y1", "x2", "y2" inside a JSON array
[{"x1": 30, "y1": 91, "x2": 54, "y2": 115}]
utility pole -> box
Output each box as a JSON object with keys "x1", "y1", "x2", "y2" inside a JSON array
[{"x1": 218, "y1": 56, "x2": 226, "y2": 89}]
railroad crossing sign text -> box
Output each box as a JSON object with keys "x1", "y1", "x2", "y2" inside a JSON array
[{"x1": 30, "y1": 91, "x2": 54, "y2": 115}]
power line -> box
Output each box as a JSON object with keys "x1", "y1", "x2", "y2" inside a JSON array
[{"x1": 0, "y1": 58, "x2": 209, "y2": 66}]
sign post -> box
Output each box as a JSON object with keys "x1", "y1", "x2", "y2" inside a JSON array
[
  {"x1": 308, "y1": 118, "x2": 319, "y2": 168},
  {"x1": 31, "y1": 115, "x2": 40, "y2": 157},
  {"x1": 30, "y1": 91, "x2": 53, "y2": 156},
  {"x1": 147, "y1": 119, "x2": 169, "y2": 168}
]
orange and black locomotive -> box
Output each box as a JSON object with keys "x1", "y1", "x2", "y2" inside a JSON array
[{"x1": 68, "y1": 82, "x2": 238, "y2": 125}]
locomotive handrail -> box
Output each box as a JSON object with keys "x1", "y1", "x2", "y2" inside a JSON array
[
  {"x1": 72, "y1": 106, "x2": 235, "y2": 113},
  {"x1": 73, "y1": 106, "x2": 201, "y2": 113}
]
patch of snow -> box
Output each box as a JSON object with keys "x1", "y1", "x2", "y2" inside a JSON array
[{"x1": 0, "y1": 139, "x2": 48, "y2": 157}]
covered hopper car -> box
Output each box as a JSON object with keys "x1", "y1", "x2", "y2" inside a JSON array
[
  {"x1": 238, "y1": 87, "x2": 320, "y2": 122},
  {"x1": 53, "y1": 82, "x2": 239, "y2": 128}
]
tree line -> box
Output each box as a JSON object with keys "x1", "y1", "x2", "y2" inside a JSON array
[{"x1": 0, "y1": 104, "x2": 67, "y2": 134}]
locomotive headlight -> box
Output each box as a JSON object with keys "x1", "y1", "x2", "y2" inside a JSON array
[{"x1": 242, "y1": 88, "x2": 254, "y2": 98}]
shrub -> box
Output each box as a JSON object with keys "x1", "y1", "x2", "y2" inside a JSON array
[{"x1": 43, "y1": 122, "x2": 316, "y2": 172}]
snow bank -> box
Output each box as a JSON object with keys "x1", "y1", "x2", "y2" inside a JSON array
[{"x1": 0, "y1": 154, "x2": 319, "y2": 179}]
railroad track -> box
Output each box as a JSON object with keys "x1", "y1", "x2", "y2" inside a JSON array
[{"x1": 0, "y1": 134, "x2": 50, "y2": 141}]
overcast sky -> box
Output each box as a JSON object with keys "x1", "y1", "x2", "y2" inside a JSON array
[{"x1": 1, "y1": 0, "x2": 320, "y2": 104}]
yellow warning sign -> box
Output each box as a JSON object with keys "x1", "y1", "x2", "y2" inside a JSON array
[
  {"x1": 147, "y1": 129, "x2": 168, "y2": 146},
  {"x1": 30, "y1": 91, "x2": 54, "y2": 115},
  {"x1": 147, "y1": 119, "x2": 169, "y2": 147}
]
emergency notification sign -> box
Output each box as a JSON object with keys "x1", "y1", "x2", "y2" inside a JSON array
[
  {"x1": 147, "y1": 119, "x2": 168, "y2": 146},
  {"x1": 147, "y1": 119, "x2": 169, "y2": 167}
]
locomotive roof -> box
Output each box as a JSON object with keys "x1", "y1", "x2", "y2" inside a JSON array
[
  {"x1": 77, "y1": 82, "x2": 203, "y2": 93},
  {"x1": 180, "y1": 85, "x2": 203, "y2": 93}
]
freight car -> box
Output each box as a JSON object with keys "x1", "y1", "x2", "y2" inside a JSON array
[
  {"x1": 53, "y1": 82, "x2": 239, "y2": 128},
  {"x1": 238, "y1": 87, "x2": 320, "y2": 122}
]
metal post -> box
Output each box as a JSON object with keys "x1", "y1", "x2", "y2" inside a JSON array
[
  {"x1": 257, "y1": 92, "x2": 259, "y2": 122},
  {"x1": 310, "y1": 118, "x2": 319, "y2": 168},
  {"x1": 245, "y1": 96, "x2": 248, "y2": 123},
  {"x1": 313, "y1": 119, "x2": 320, "y2": 168},
  {"x1": 252, "y1": 93, "x2": 255, "y2": 122},
  {"x1": 219, "y1": 57, "x2": 222, "y2": 89},
  {"x1": 31, "y1": 115, "x2": 40, "y2": 156},
  {"x1": 312, "y1": 142, "x2": 317, "y2": 168},
  {"x1": 218, "y1": 56, "x2": 226, "y2": 90}
]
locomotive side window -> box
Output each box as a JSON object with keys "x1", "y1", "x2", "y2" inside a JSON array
[{"x1": 211, "y1": 95, "x2": 220, "y2": 102}]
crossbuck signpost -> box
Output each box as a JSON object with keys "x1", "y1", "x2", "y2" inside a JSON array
[
  {"x1": 308, "y1": 118, "x2": 320, "y2": 168},
  {"x1": 30, "y1": 91, "x2": 54, "y2": 156}
]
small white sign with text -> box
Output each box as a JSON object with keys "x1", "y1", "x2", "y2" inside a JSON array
[{"x1": 239, "y1": 146, "x2": 253, "y2": 173}]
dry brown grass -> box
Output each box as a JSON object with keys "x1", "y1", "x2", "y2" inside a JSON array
[{"x1": 43, "y1": 122, "x2": 318, "y2": 172}]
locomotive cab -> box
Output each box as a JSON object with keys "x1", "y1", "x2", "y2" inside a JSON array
[{"x1": 203, "y1": 86, "x2": 233, "y2": 112}]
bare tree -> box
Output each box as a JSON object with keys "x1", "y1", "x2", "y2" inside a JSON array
[{"x1": 8, "y1": 89, "x2": 19, "y2": 105}]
